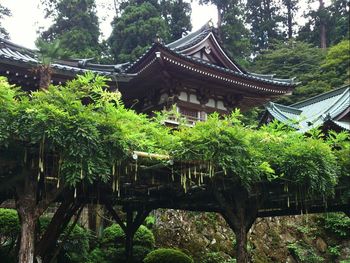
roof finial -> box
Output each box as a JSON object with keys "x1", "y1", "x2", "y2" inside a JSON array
[
  {"x1": 208, "y1": 19, "x2": 214, "y2": 28},
  {"x1": 154, "y1": 33, "x2": 163, "y2": 44}
]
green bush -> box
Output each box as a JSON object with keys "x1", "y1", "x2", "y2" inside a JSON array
[
  {"x1": 57, "y1": 223, "x2": 90, "y2": 263},
  {"x1": 144, "y1": 248, "x2": 193, "y2": 263},
  {"x1": 102, "y1": 224, "x2": 155, "y2": 249},
  {"x1": 113, "y1": 245, "x2": 152, "y2": 263},
  {"x1": 0, "y1": 208, "x2": 19, "y2": 263},
  {"x1": 0, "y1": 208, "x2": 20, "y2": 245},
  {"x1": 322, "y1": 213, "x2": 350, "y2": 238}
]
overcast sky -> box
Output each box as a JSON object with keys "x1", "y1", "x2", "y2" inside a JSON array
[{"x1": 1, "y1": 0, "x2": 328, "y2": 49}]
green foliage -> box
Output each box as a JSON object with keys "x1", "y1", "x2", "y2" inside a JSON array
[
  {"x1": 144, "y1": 215, "x2": 156, "y2": 229},
  {"x1": 40, "y1": 0, "x2": 101, "y2": 59},
  {"x1": 298, "y1": 0, "x2": 349, "y2": 48},
  {"x1": 0, "y1": 73, "x2": 173, "y2": 187},
  {"x1": 102, "y1": 224, "x2": 155, "y2": 249},
  {"x1": 35, "y1": 38, "x2": 66, "y2": 65},
  {"x1": 321, "y1": 39, "x2": 350, "y2": 85},
  {"x1": 109, "y1": 2, "x2": 169, "y2": 62},
  {"x1": 287, "y1": 241, "x2": 324, "y2": 263},
  {"x1": 251, "y1": 39, "x2": 349, "y2": 105},
  {"x1": 174, "y1": 112, "x2": 339, "y2": 195},
  {"x1": 321, "y1": 213, "x2": 350, "y2": 238},
  {"x1": 0, "y1": 208, "x2": 19, "y2": 246},
  {"x1": 160, "y1": 0, "x2": 192, "y2": 41},
  {"x1": 144, "y1": 248, "x2": 193, "y2": 263},
  {"x1": 328, "y1": 245, "x2": 341, "y2": 258},
  {"x1": 113, "y1": 245, "x2": 152, "y2": 263},
  {"x1": 57, "y1": 223, "x2": 90, "y2": 263},
  {"x1": 246, "y1": 0, "x2": 284, "y2": 51}
]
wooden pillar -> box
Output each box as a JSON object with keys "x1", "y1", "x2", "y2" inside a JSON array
[
  {"x1": 214, "y1": 189, "x2": 259, "y2": 263},
  {"x1": 125, "y1": 210, "x2": 134, "y2": 260},
  {"x1": 105, "y1": 203, "x2": 151, "y2": 262}
]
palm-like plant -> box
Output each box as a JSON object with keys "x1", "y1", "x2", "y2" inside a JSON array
[{"x1": 35, "y1": 39, "x2": 65, "y2": 90}]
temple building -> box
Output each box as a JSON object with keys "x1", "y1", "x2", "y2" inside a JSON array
[
  {"x1": 261, "y1": 85, "x2": 350, "y2": 132},
  {"x1": 0, "y1": 23, "x2": 296, "y2": 122}
]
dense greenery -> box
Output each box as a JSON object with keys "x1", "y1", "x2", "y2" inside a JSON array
[
  {"x1": 102, "y1": 224, "x2": 155, "y2": 249},
  {"x1": 0, "y1": 73, "x2": 173, "y2": 186},
  {"x1": 173, "y1": 112, "x2": 341, "y2": 196},
  {"x1": 40, "y1": 0, "x2": 101, "y2": 59},
  {"x1": 109, "y1": 2, "x2": 169, "y2": 62},
  {"x1": 144, "y1": 248, "x2": 194, "y2": 263},
  {"x1": 108, "y1": 0, "x2": 191, "y2": 62},
  {"x1": 250, "y1": 39, "x2": 350, "y2": 105}
]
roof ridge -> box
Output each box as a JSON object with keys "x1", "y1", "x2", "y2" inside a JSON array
[{"x1": 291, "y1": 85, "x2": 350, "y2": 109}]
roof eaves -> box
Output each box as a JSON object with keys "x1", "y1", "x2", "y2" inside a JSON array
[{"x1": 165, "y1": 47, "x2": 295, "y2": 87}]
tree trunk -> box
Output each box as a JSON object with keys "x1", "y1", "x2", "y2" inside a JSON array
[
  {"x1": 319, "y1": 0, "x2": 327, "y2": 49},
  {"x1": 18, "y1": 213, "x2": 36, "y2": 263},
  {"x1": 286, "y1": 0, "x2": 293, "y2": 39},
  {"x1": 39, "y1": 65, "x2": 52, "y2": 90},
  {"x1": 235, "y1": 210, "x2": 249, "y2": 263},
  {"x1": 214, "y1": 187, "x2": 260, "y2": 263},
  {"x1": 16, "y1": 169, "x2": 38, "y2": 263}
]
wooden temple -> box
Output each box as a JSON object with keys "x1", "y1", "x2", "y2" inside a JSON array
[
  {"x1": 2, "y1": 24, "x2": 349, "y2": 263},
  {"x1": 0, "y1": 22, "x2": 296, "y2": 121}
]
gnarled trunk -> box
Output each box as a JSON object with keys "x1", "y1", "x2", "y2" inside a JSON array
[{"x1": 18, "y1": 213, "x2": 36, "y2": 263}]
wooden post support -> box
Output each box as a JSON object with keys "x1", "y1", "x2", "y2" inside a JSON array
[
  {"x1": 105, "y1": 203, "x2": 151, "y2": 263},
  {"x1": 125, "y1": 208, "x2": 151, "y2": 262}
]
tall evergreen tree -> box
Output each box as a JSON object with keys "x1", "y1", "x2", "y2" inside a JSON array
[
  {"x1": 246, "y1": 0, "x2": 284, "y2": 52},
  {"x1": 328, "y1": 0, "x2": 350, "y2": 44},
  {"x1": 160, "y1": 0, "x2": 192, "y2": 41},
  {"x1": 108, "y1": 2, "x2": 169, "y2": 63},
  {"x1": 40, "y1": 0, "x2": 101, "y2": 59},
  {"x1": 281, "y1": 0, "x2": 298, "y2": 39},
  {"x1": 296, "y1": 0, "x2": 348, "y2": 48},
  {"x1": 0, "y1": 4, "x2": 11, "y2": 39},
  {"x1": 198, "y1": 0, "x2": 251, "y2": 61},
  {"x1": 221, "y1": 1, "x2": 251, "y2": 62}
]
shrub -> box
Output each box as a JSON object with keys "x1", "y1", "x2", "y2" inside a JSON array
[
  {"x1": 0, "y1": 208, "x2": 19, "y2": 246},
  {"x1": 57, "y1": 223, "x2": 90, "y2": 263},
  {"x1": 322, "y1": 213, "x2": 350, "y2": 238},
  {"x1": 102, "y1": 224, "x2": 155, "y2": 249},
  {"x1": 113, "y1": 245, "x2": 152, "y2": 263},
  {"x1": 144, "y1": 248, "x2": 193, "y2": 263}
]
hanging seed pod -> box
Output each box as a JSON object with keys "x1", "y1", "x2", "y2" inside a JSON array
[
  {"x1": 287, "y1": 196, "x2": 290, "y2": 208},
  {"x1": 134, "y1": 159, "x2": 138, "y2": 181},
  {"x1": 74, "y1": 188, "x2": 77, "y2": 198},
  {"x1": 171, "y1": 166, "x2": 174, "y2": 181},
  {"x1": 23, "y1": 148, "x2": 27, "y2": 164}
]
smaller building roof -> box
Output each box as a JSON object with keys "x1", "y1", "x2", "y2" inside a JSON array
[
  {"x1": 264, "y1": 85, "x2": 350, "y2": 132},
  {"x1": 0, "y1": 38, "x2": 134, "y2": 81}
]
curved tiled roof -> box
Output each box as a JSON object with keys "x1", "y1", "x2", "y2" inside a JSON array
[
  {"x1": 265, "y1": 85, "x2": 350, "y2": 132},
  {"x1": 126, "y1": 42, "x2": 296, "y2": 90},
  {"x1": 0, "y1": 38, "x2": 134, "y2": 80}
]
